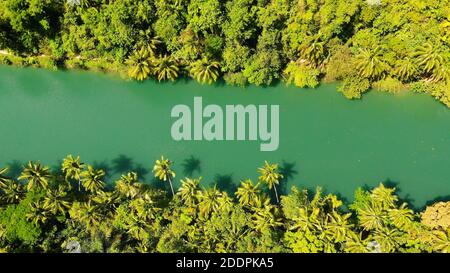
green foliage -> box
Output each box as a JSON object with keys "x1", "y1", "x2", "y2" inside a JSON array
[
  {"x1": 0, "y1": 155, "x2": 449, "y2": 252},
  {"x1": 372, "y1": 77, "x2": 406, "y2": 93},
  {"x1": 0, "y1": 0, "x2": 449, "y2": 107},
  {"x1": 338, "y1": 76, "x2": 371, "y2": 99},
  {"x1": 284, "y1": 62, "x2": 320, "y2": 88}
]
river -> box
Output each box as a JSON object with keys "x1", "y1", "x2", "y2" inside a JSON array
[{"x1": 0, "y1": 65, "x2": 449, "y2": 208}]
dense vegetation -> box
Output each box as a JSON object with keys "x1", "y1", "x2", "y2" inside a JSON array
[
  {"x1": 0, "y1": 155, "x2": 449, "y2": 253},
  {"x1": 0, "y1": 0, "x2": 449, "y2": 106}
]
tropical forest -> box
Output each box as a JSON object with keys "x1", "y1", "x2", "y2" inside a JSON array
[
  {"x1": 0, "y1": 0, "x2": 449, "y2": 105},
  {"x1": 0, "y1": 155, "x2": 449, "y2": 253}
]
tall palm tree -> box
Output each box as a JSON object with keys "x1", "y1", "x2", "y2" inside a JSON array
[
  {"x1": 152, "y1": 156, "x2": 176, "y2": 196},
  {"x1": 413, "y1": 43, "x2": 444, "y2": 74},
  {"x1": 258, "y1": 161, "x2": 283, "y2": 204},
  {"x1": 27, "y1": 201, "x2": 50, "y2": 225},
  {"x1": 189, "y1": 57, "x2": 221, "y2": 84},
  {"x1": 80, "y1": 165, "x2": 105, "y2": 193},
  {"x1": 18, "y1": 161, "x2": 51, "y2": 191},
  {"x1": 235, "y1": 179, "x2": 261, "y2": 207},
  {"x1": 388, "y1": 203, "x2": 414, "y2": 230},
  {"x1": 197, "y1": 186, "x2": 222, "y2": 218},
  {"x1": 115, "y1": 172, "x2": 140, "y2": 199},
  {"x1": 177, "y1": 177, "x2": 200, "y2": 206},
  {"x1": 251, "y1": 201, "x2": 282, "y2": 233},
  {"x1": 127, "y1": 48, "x2": 153, "y2": 81},
  {"x1": 153, "y1": 55, "x2": 179, "y2": 81},
  {"x1": 354, "y1": 46, "x2": 388, "y2": 79},
  {"x1": 371, "y1": 183, "x2": 398, "y2": 209},
  {"x1": 43, "y1": 186, "x2": 70, "y2": 215},
  {"x1": 61, "y1": 155, "x2": 85, "y2": 191},
  {"x1": 394, "y1": 57, "x2": 418, "y2": 82}
]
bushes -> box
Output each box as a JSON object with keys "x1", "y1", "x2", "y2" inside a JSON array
[
  {"x1": 338, "y1": 76, "x2": 371, "y2": 99},
  {"x1": 372, "y1": 77, "x2": 406, "y2": 93},
  {"x1": 284, "y1": 62, "x2": 320, "y2": 88}
]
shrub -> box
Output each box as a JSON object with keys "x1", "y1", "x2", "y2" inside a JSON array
[
  {"x1": 338, "y1": 76, "x2": 371, "y2": 99},
  {"x1": 372, "y1": 77, "x2": 406, "y2": 93},
  {"x1": 284, "y1": 62, "x2": 320, "y2": 88}
]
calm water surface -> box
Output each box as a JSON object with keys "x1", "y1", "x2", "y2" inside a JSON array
[{"x1": 0, "y1": 65, "x2": 449, "y2": 207}]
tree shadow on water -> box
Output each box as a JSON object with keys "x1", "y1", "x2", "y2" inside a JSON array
[
  {"x1": 5, "y1": 160, "x2": 23, "y2": 179},
  {"x1": 92, "y1": 160, "x2": 112, "y2": 179},
  {"x1": 215, "y1": 174, "x2": 235, "y2": 195},
  {"x1": 278, "y1": 161, "x2": 298, "y2": 196},
  {"x1": 181, "y1": 155, "x2": 201, "y2": 177},
  {"x1": 111, "y1": 154, "x2": 149, "y2": 180}
]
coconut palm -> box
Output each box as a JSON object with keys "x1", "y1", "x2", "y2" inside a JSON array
[
  {"x1": 190, "y1": 57, "x2": 221, "y2": 84},
  {"x1": 394, "y1": 57, "x2": 418, "y2": 81},
  {"x1": 431, "y1": 229, "x2": 450, "y2": 253},
  {"x1": 371, "y1": 183, "x2": 398, "y2": 209},
  {"x1": 388, "y1": 203, "x2": 414, "y2": 229},
  {"x1": 115, "y1": 172, "x2": 140, "y2": 199},
  {"x1": 153, "y1": 156, "x2": 176, "y2": 196},
  {"x1": 413, "y1": 43, "x2": 444, "y2": 74},
  {"x1": 299, "y1": 38, "x2": 326, "y2": 66},
  {"x1": 197, "y1": 186, "x2": 222, "y2": 218},
  {"x1": 325, "y1": 212, "x2": 353, "y2": 243},
  {"x1": 177, "y1": 177, "x2": 200, "y2": 206},
  {"x1": 251, "y1": 201, "x2": 282, "y2": 233},
  {"x1": 258, "y1": 161, "x2": 283, "y2": 204},
  {"x1": 61, "y1": 155, "x2": 85, "y2": 191},
  {"x1": 358, "y1": 203, "x2": 385, "y2": 230},
  {"x1": 80, "y1": 165, "x2": 105, "y2": 193},
  {"x1": 0, "y1": 178, "x2": 25, "y2": 204},
  {"x1": 137, "y1": 29, "x2": 161, "y2": 56},
  {"x1": 127, "y1": 48, "x2": 153, "y2": 81},
  {"x1": 354, "y1": 46, "x2": 388, "y2": 79},
  {"x1": 43, "y1": 186, "x2": 70, "y2": 215},
  {"x1": 71, "y1": 201, "x2": 103, "y2": 233},
  {"x1": 431, "y1": 63, "x2": 450, "y2": 83},
  {"x1": 153, "y1": 55, "x2": 179, "y2": 81},
  {"x1": 27, "y1": 201, "x2": 51, "y2": 225},
  {"x1": 235, "y1": 179, "x2": 261, "y2": 207},
  {"x1": 18, "y1": 161, "x2": 51, "y2": 191},
  {"x1": 0, "y1": 167, "x2": 9, "y2": 186}
]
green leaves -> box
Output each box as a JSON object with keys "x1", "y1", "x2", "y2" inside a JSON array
[{"x1": 189, "y1": 57, "x2": 220, "y2": 84}]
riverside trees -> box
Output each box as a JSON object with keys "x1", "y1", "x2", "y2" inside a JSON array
[
  {"x1": 0, "y1": 0, "x2": 449, "y2": 107},
  {"x1": 0, "y1": 155, "x2": 449, "y2": 253}
]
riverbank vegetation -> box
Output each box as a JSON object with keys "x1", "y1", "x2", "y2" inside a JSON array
[
  {"x1": 0, "y1": 0, "x2": 449, "y2": 107},
  {"x1": 0, "y1": 155, "x2": 449, "y2": 253}
]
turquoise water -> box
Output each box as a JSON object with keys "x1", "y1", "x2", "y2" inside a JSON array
[{"x1": 0, "y1": 65, "x2": 449, "y2": 208}]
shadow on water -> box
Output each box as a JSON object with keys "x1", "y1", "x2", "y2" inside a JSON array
[
  {"x1": 110, "y1": 154, "x2": 149, "y2": 180},
  {"x1": 214, "y1": 174, "x2": 235, "y2": 195},
  {"x1": 92, "y1": 160, "x2": 112, "y2": 179},
  {"x1": 278, "y1": 160, "x2": 298, "y2": 196},
  {"x1": 5, "y1": 160, "x2": 23, "y2": 179},
  {"x1": 424, "y1": 195, "x2": 450, "y2": 209},
  {"x1": 181, "y1": 155, "x2": 201, "y2": 177}
]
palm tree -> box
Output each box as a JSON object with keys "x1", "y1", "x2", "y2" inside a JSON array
[
  {"x1": 70, "y1": 201, "x2": 103, "y2": 233},
  {"x1": 394, "y1": 57, "x2": 418, "y2": 81},
  {"x1": 127, "y1": 48, "x2": 153, "y2": 81},
  {"x1": 388, "y1": 203, "x2": 414, "y2": 230},
  {"x1": 371, "y1": 183, "x2": 398, "y2": 209},
  {"x1": 235, "y1": 179, "x2": 261, "y2": 207},
  {"x1": 198, "y1": 186, "x2": 222, "y2": 218},
  {"x1": 251, "y1": 201, "x2": 282, "y2": 233},
  {"x1": 258, "y1": 161, "x2": 283, "y2": 204},
  {"x1": 61, "y1": 155, "x2": 85, "y2": 191},
  {"x1": 153, "y1": 156, "x2": 176, "y2": 196},
  {"x1": 0, "y1": 167, "x2": 9, "y2": 186},
  {"x1": 177, "y1": 177, "x2": 200, "y2": 206},
  {"x1": 115, "y1": 172, "x2": 140, "y2": 199},
  {"x1": 189, "y1": 57, "x2": 221, "y2": 84},
  {"x1": 153, "y1": 55, "x2": 179, "y2": 81},
  {"x1": 27, "y1": 201, "x2": 50, "y2": 225},
  {"x1": 413, "y1": 43, "x2": 444, "y2": 74},
  {"x1": 358, "y1": 202, "x2": 385, "y2": 230},
  {"x1": 18, "y1": 161, "x2": 51, "y2": 191},
  {"x1": 43, "y1": 186, "x2": 70, "y2": 215},
  {"x1": 354, "y1": 46, "x2": 388, "y2": 79},
  {"x1": 299, "y1": 38, "x2": 326, "y2": 66},
  {"x1": 0, "y1": 176, "x2": 25, "y2": 204},
  {"x1": 80, "y1": 165, "x2": 105, "y2": 193},
  {"x1": 137, "y1": 29, "x2": 162, "y2": 56}
]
